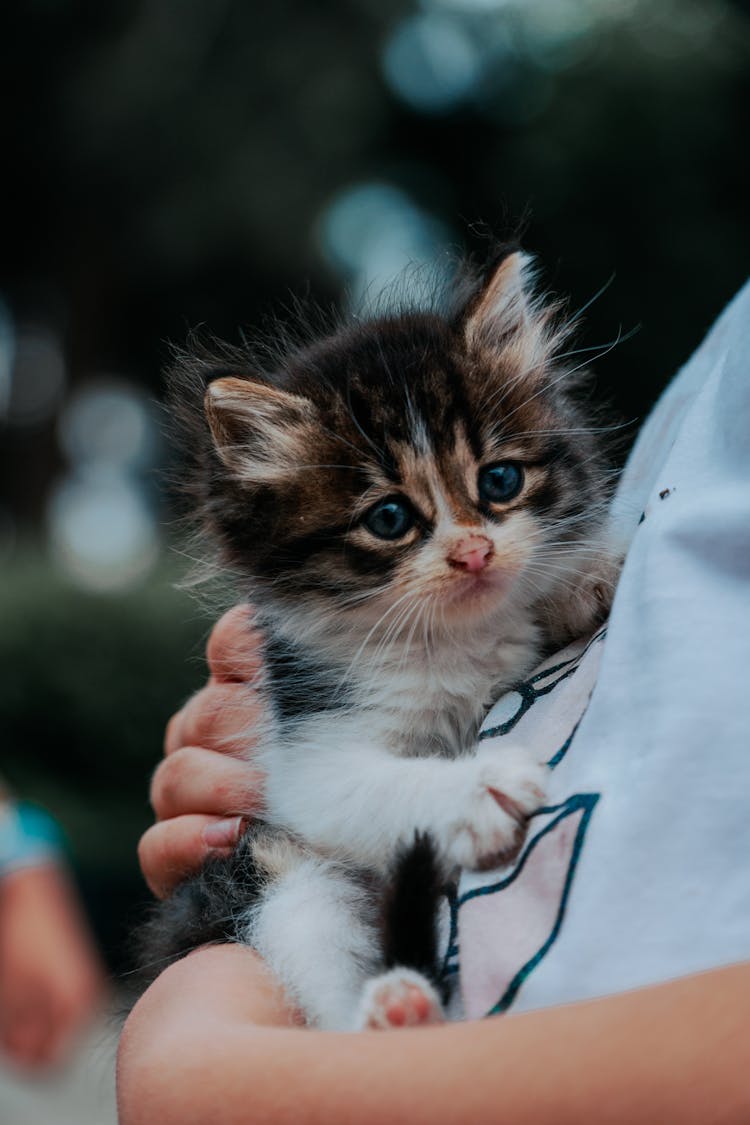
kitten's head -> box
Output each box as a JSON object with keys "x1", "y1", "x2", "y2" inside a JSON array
[{"x1": 173, "y1": 249, "x2": 612, "y2": 648}]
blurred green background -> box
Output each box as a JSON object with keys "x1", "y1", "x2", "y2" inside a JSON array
[{"x1": 1, "y1": 0, "x2": 748, "y2": 973}]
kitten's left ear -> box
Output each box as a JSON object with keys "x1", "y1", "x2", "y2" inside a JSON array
[
  {"x1": 205, "y1": 376, "x2": 317, "y2": 482},
  {"x1": 464, "y1": 249, "x2": 538, "y2": 350}
]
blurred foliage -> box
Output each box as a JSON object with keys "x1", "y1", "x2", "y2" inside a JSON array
[{"x1": 0, "y1": 551, "x2": 210, "y2": 963}]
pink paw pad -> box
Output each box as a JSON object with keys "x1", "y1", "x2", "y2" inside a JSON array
[{"x1": 357, "y1": 969, "x2": 444, "y2": 1031}]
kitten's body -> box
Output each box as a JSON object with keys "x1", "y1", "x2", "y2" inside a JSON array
[{"x1": 140, "y1": 250, "x2": 618, "y2": 1029}]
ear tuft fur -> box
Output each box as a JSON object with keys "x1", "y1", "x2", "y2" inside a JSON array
[
  {"x1": 464, "y1": 249, "x2": 535, "y2": 345},
  {"x1": 463, "y1": 248, "x2": 571, "y2": 383},
  {"x1": 205, "y1": 376, "x2": 316, "y2": 481}
]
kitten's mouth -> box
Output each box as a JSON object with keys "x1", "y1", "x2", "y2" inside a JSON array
[{"x1": 445, "y1": 564, "x2": 513, "y2": 610}]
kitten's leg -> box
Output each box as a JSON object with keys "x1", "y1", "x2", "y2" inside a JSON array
[
  {"x1": 447, "y1": 742, "x2": 548, "y2": 870},
  {"x1": 135, "y1": 828, "x2": 387, "y2": 1029},
  {"x1": 245, "y1": 852, "x2": 381, "y2": 1031},
  {"x1": 269, "y1": 730, "x2": 548, "y2": 873}
]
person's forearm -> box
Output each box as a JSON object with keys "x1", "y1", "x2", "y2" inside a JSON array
[{"x1": 118, "y1": 947, "x2": 750, "y2": 1125}]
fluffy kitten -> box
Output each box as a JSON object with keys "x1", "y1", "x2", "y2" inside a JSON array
[{"x1": 140, "y1": 248, "x2": 617, "y2": 1029}]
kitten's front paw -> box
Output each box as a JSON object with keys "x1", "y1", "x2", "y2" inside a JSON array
[
  {"x1": 447, "y1": 747, "x2": 547, "y2": 871},
  {"x1": 355, "y1": 969, "x2": 444, "y2": 1031}
]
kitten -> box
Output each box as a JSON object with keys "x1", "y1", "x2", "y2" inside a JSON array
[{"x1": 139, "y1": 247, "x2": 618, "y2": 1030}]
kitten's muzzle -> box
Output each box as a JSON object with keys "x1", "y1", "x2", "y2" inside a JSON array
[{"x1": 447, "y1": 535, "x2": 494, "y2": 574}]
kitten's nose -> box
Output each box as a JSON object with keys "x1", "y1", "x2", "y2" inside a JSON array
[{"x1": 448, "y1": 535, "x2": 494, "y2": 573}]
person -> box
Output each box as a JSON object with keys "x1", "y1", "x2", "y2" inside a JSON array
[
  {"x1": 119, "y1": 281, "x2": 750, "y2": 1123},
  {"x1": 0, "y1": 794, "x2": 106, "y2": 1069}
]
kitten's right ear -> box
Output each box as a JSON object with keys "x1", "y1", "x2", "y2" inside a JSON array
[
  {"x1": 463, "y1": 249, "x2": 568, "y2": 379},
  {"x1": 205, "y1": 376, "x2": 316, "y2": 483}
]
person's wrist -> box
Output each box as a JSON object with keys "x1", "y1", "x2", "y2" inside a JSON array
[{"x1": 0, "y1": 800, "x2": 66, "y2": 879}]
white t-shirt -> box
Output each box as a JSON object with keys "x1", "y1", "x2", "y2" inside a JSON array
[{"x1": 453, "y1": 281, "x2": 750, "y2": 1018}]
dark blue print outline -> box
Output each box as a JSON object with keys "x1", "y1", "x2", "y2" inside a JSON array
[
  {"x1": 456, "y1": 793, "x2": 600, "y2": 1015},
  {"x1": 439, "y1": 887, "x2": 460, "y2": 981},
  {"x1": 479, "y1": 628, "x2": 606, "y2": 742},
  {"x1": 547, "y1": 714, "x2": 583, "y2": 769},
  {"x1": 446, "y1": 630, "x2": 606, "y2": 1000}
]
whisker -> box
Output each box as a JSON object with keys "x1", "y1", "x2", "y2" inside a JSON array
[
  {"x1": 553, "y1": 323, "x2": 640, "y2": 362},
  {"x1": 496, "y1": 419, "x2": 637, "y2": 441},
  {"x1": 567, "y1": 272, "x2": 617, "y2": 323},
  {"x1": 497, "y1": 328, "x2": 626, "y2": 428}
]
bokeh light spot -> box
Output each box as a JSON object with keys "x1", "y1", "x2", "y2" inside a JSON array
[
  {"x1": 57, "y1": 379, "x2": 157, "y2": 470},
  {"x1": 47, "y1": 471, "x2": 159, "y2": 592},
  {"x1": 382, "y1": 13, "x2": 482, "y2": 113},
  {"x1": 0, "y1": 297, "x2": 14, "y2": 418},
  {"x1": 317, "y1": 181, "x2": 453, "y2": 310}
]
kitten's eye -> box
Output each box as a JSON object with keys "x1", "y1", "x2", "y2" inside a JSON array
[
  {"x1": 362, "y1": 497, "x2": 415, "y2": 540},
  {"x1": 478, "y1": 462, "x2": 524, "y2": 504}
]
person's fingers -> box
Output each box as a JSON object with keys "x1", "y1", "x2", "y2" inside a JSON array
[
  {"x1": 163, "y1": 709, "x2": 185, "y2": 757},
  {"x1": 138, "y1": 815, "x2": 245, "y2": 899},
  {"x1": 4, "y1": 988, "x2": 94, "y2": 1070},
  {"x1": 31, "y1": 999, "x2": 68, "y2": 1068},
  {"x1": 44, "y1": 1008, "x2": 75, "y2": 1068},
  {"x1": 150, "y1": 746, "x2": 263, "y2": 822},
  {"x1": 206, "y1": 604, "x2": 264, "y2": 684},
  {"x1": 44, "y1": 988, "x2": 95, "y2": 1068},
  {"x1": 164, "y1": 681, "x2": 263, "y2": 757},
  {"x1": 2, "y1": 993, "x2": 55, "y2": 1069}
]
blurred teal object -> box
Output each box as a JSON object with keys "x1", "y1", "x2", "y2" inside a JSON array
[{"x1": 0, "y1": 800, "x2": 66, "y2": 875}]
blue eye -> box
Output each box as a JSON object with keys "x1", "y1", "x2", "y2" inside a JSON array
[
  {"x1": 478, "y1": 462, "x2": 524, "y2": 504},
  {"x1": 363, "y1": 497, "x2": 415, "y2": 540}
]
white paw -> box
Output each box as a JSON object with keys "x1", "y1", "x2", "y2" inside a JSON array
[
  {"x1": 355, "y1": 968, "x2": 444, "y2": 1031},
  {"x1": 447, "y1": 746, "x2": 547, "y2": 871}
]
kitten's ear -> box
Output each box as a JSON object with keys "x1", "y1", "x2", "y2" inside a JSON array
[
  {"x1": 464, "y1": 250, "x2": 537, "y2": 350},
  {"x1": 464, "y1": 250, "x2": 567, "y2": 380},
  {"x1": 205, "y1": 376, "x2": 316, "y2": 482}
]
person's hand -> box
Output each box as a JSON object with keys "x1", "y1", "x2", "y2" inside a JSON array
[
  {"x1": 138, "y1": 605, "x2": 267, "y2": 899},
  {"x1": 0, "y1": 863, "x2": 106, "y2": 1069}
]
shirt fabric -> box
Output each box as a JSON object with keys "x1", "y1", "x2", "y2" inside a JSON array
[{"x1": 452, "y1": 280, "x2": 750, "y2": 1018}]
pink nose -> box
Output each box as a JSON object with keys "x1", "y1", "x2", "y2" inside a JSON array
[{"x1": 447, "y1": 535, "x2": 494, "y2": 573}]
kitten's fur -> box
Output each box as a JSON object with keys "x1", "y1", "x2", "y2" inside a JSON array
[{"x1": 140, "y1": 248, "x2": 618, "y2": 1029}]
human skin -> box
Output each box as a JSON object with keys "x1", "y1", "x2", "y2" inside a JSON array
[
  {"x1": 0, "y1": 860, "x2": 106, "y2": 1068},
  {"x1": 138, "y1": 605, "x2": 265, "y2": 898},
  {"x1": 119, "y1": 945, "x2": 750, "y2": 1125},
  {"x1": 128, "y1": 606, "x2": 750, "y2": 1123}
]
